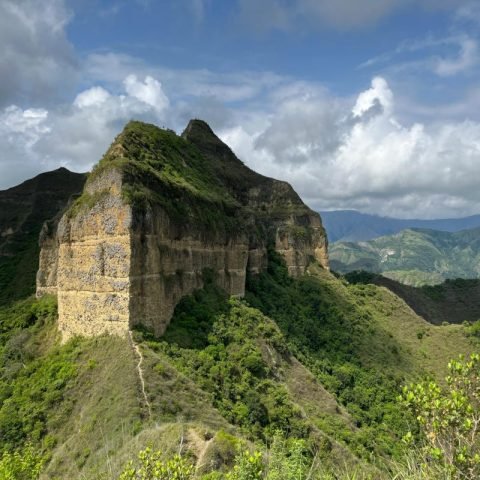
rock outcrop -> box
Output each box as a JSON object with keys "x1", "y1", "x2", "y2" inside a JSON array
[{"x1": 37, "y1": 120, "x2": 328, "y2": 339}]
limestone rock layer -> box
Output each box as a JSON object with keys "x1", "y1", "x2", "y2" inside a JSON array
[{"x1": 37, "y1": 120, "x2": 329, "y2": 339}]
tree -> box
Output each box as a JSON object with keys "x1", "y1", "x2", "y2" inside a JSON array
[{"x1": 401, "y1": 353, "x2": 480, "y2": 479}]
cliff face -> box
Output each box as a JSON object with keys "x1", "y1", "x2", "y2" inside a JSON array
[{"x1": 37, "y1": 120, "x2": 328, "y2": 339}]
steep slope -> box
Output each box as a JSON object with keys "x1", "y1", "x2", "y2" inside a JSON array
[
  {"x1": 321, "y1": 210, "x2": 480, "y2": 242},
  {"x1": 346, "y1": 272, "x2": 480, "y2": 325},
  {"x1": 329, "y1": 227, "x2": 480, "y2": 285},
  {"x1": 0, "y1": 168, "x2": 86, "y2": 305},
  {"x1": 2, "y1": 254, "x2": 476, "y2": 479},
  {"x1": 37, "y1": 120, "x2": 328, "y2": 339}
]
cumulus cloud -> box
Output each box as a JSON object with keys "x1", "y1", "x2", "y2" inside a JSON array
[
  {"x1": 219, "y1": 77, "x2": 480, "y2": 218},
  {"x1": 123, "y1": 75, "x2": 170, "y2": 112},
  {"x1": 0, "y1": 0, "x2": 77, "y2": 107},
  {"x1": 2, "y1": 32, "x2": 480, "y2": 219},
  {"x1": 73, "y1": 87, "x2": 111, "y2": 109},
  {"x1": 0, "y1": 74, "x2": 171, "y2": 188}
]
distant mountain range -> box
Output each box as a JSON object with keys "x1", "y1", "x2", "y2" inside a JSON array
[
  {"x1": 320, "y1": 210, "x2": 480, "y2": 243},
  {"x1": 329, "y1": 227, "x2": 480, "y2": 286}
]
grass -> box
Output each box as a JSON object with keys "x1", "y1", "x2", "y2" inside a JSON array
[{"x1": 69, "y1": 121, "x2": 246, "y2": 238}]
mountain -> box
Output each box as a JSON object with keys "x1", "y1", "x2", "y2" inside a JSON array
[
  {"x1": 0, "y1": 120, "x2": 478, "y2": 479},
  {"x1": 320, "y1": 209, "x2": 480, "y2": 243},
  {"x1": 0, "y1": 168, "x2": 86, "y2": 305},
  {"x1": 36, "y1": 119, "x2": 328, "y2": 339},
  {"x1": 329, "y1": 227, "x2": 480, "y2": 285}
]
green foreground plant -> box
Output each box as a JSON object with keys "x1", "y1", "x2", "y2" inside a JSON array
[{"x1": 401, "y1": 353, "x2": 480, "y2": 479}]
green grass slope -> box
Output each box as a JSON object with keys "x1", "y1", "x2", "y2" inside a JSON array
[
  {"x1": 1, "y1": 251, "x2": 477, "y2": 479},
  {"x1": 329, "y1": 227, "x2": 480, "y2": 285},
  {"x1": 346, "y1": 271, "x2": 480, "y2": 325}
]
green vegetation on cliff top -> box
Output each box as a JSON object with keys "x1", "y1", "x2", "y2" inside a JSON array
[{"x1": 69, "y1": 120, "x2": 315, "y2": 239}]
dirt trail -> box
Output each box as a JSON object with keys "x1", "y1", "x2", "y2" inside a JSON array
[
  {"x1": 188, "y1": 428, "x2": 214, "y2": 473},
  {"x1": 128, "y1": 330, "x2": 152, "y2": 419}
]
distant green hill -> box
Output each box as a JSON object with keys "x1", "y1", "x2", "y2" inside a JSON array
[
  {"x1": 320, "y1": 210, "x2": 480, "y2": 242},
  {"x1": 330, "y1": 227, "x2": 480, "y2": 286}
]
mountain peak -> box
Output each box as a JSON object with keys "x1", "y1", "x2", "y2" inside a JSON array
[{"x1": 182, "y1": 118, "x2": 218, "y2": 142}]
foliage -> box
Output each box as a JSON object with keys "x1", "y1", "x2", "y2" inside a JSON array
[
  {"x1": 0, "y1": 444, "x2": 44, "y2": 480},
  {"x1": 401, "y1": 354, "x2": 480, "y2": 479},
  {"x1": 226, "y1": 450, "x2": 263, "y2": 480},
  {"x1": 145, "y1": 289, "x2": 307, "y2": 441},
  {"x1": 245, "y1": 251, "x2": 411, "y2": 458},
  {"x1": 0, "y1": 296, "x2": 79, "y2": 451},
  {"x1": 118, "y1": 448, "x2": 194, "y2": 480},
  {"x1": 79, "y1": 121, "x2": 243, "y2": 236},
  {"x1": 265, "y1": 434, "x2": 308, "y2": 480}
]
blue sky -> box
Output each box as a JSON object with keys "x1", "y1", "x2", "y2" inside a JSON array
[{"x1": 1, "y1": 0, "x2": 480, "y2": 218}]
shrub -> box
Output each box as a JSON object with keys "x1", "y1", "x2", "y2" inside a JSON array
[
  {"x1": 118, "y1": 448, "x2": 194, "y2": 480},
  {"x1": 401, "y1": 353, "x2": 480, "y2": 479},
  {"x1": 0, "y1": 444, "x2": 44, "y2": 480}
]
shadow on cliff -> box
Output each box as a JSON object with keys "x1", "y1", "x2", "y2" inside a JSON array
[{"x1": 158, "y1": 272, "x2": 230, "y2": 350}]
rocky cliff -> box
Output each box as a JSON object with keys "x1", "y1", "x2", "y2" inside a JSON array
[{"x1": 37, "y1": 120, "x2": 328, "y2": 339}]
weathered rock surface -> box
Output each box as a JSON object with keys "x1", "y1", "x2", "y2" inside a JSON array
[{"x1": 37, "y1": 120, "x2": 329, "y2": 339}]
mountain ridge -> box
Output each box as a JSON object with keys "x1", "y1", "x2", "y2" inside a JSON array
[
  {"x1": 330, "y1": 226, "x2": 480, "y2": 285},
  {"x1": 36, "y1": 119, "x2": 329, "y2": 339},
  {"x1": 321, "y1": 209, "x2": 480, "y2": 243},
  {"x1": 0, "y1": 167, "x2": 86, "y2": 305}
]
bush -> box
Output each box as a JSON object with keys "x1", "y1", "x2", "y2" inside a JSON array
[
  {"x1": 118, "y1": 448, "x2": 194, "y2": 480},
  {"x1": 0, "y1": 444, "x2": 44, "y2": 480},
  {"x1": 401, "y1": 353, "x2": 480, "y2": 479}
]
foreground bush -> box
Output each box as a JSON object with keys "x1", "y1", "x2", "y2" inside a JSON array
[
  {"x1": 0, "y1": 444, "x2": 44, "y2": 480},
  {"x1": 401, "y1": 353, "x2": 480, "y2": 479},
  {"x1": 118, "y1": 448, "x2": 195, "y2": 480}
]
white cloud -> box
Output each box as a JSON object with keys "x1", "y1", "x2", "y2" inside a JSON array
[
  {"x1": 219, "y1": 77, "x2": 480, "y2": 218},
  {"x1": 360, "y1": 34, "x2": 479, "y2": 77},
  {"x1": 352, "y1": 77, "x2": 393, "y2": 117},
  {"x1": 0, "y1": 0, "x2": 77, "y2": 107},
  {"x1": 433, "y1": 37, "x2": 478, "y2": 76},
  {"x1": 123, "y1": 75, "x2": 170, "y2": 112},
  {"x1": 2, "y1": 33, "x2": 480, "y2": 219},
  {"x1": 74, "y1": 86, "x2": 111, "y2": 109},
  {"x1": 0, "y1": 74, "x2": 172, "y2": 188}
]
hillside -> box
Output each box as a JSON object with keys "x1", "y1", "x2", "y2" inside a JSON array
[
  {"x1": 321, "y1": 210, "x2": 480, "y2": 242},
  {"x1": 1, "y1": 255, "x2": 476, "y2": 479},
  {"x1": 0, "y1": 168, "x2": 86, "y2": 305},
  {"x1": 345, "y1": 271, "x2": 480, "y2": 325},
  {"x1": 329, "y1": 227, "x2": 480, "y2": 285},
  {"x1": 0, "y1": 120, "x2": 478, "y2": 479}
]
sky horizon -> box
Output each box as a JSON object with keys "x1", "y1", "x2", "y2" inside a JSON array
[{"x1": 2, "y1": 0, "x2": 480, "y2": 219}]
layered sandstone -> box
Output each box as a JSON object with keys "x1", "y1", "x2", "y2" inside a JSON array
[{"x1": 37, "y1": 120, "x2": 328, "y2": 340}]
